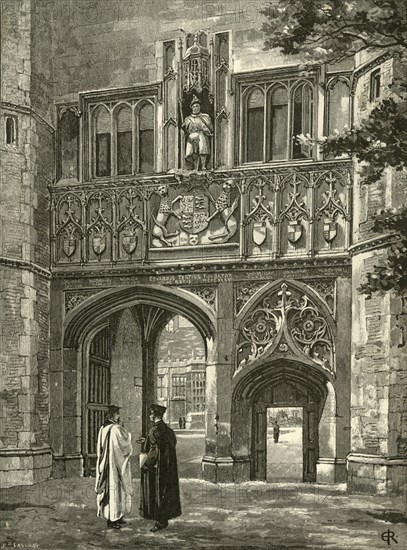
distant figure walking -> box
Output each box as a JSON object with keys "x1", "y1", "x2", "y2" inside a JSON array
[
  {"x1": 179, "y1": 417, "x2": 183, "y2": 429},
  {"x1": 182, "y1": 416, "x2": 187, "y2": 430},
  {"x1": 95, "y1": 405, "x2": 133, "y2": 529},
  {"x1": 273, "y1": 420, "x2": 280, "y2": 443}
]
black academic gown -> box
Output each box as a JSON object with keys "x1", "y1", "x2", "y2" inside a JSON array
[{"x1": 140, "y1": 420, "x2": 182, "y2": 523}]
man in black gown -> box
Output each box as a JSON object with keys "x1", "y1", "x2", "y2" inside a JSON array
[{"x1": 139, "y1": 404, "x2": 182, "y2": 532}]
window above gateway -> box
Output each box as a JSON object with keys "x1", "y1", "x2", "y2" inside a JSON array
[
  {"x1": 79, "y1": 85, "x2": 159, "y2": 182},
  {"x1": 92, "y1": 99, "x2": 155, "y2": 178},
  {"x1": 237, "y1": 74, "x2": 315, "y2": 165}
]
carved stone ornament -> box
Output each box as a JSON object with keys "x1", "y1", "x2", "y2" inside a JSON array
[
  {"x1": 235, "y1": 281, "x2": 269, "y2": 314},
  {"x1": 304, "y1": 279, "x2": 336, "y2": 314},
  {"x1": 316, "y1": 173, "x2": 348, "y2": 244},
  {"x1": 236, "y1": 283, "x2": 335, "y2": 375},
  {"x1": 65, "y1": 290, "x2": 100, "y2": 313},
  {"x1": 56, "y1": 193, "x2": 83, "y2": 259},
  {"x1": 151, "y1": 180, "x2": 238, "y2": 248},
  {"x1": 87, "y1": 192, "x2": 112, "y2": 261},
  {"x1": 184, "y1": 285, "x2": 217, "y2": 309},
  {"x1": 118, "y1": 188, "x2": 145, "y2": 256},
  {"x1": 244, "y1": 178, "x2": 275, "y2": 247},
  {"x1": 183, "y1": 33, "x2": 210, "y2": 94},
  {"x1": 279, "y1": 175, "x2": 309, "y2": 245},
  {"x1": 50, "y1": 162, "x2": 352, "y2": 266}
]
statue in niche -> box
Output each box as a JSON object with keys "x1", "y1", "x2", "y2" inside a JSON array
[{"x1": 182, "y1": 95, "x2": 213, "y2": 171}]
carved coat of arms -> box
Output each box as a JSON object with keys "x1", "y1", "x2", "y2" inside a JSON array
[
  {"x1": 253, "y1": 221, "x2": 267, "y2": 246},
  {"x1": 63, "y1": 237, "x2": 76, "y2": 257},
  {"x1": 179, "y1": 193, "x2": 209, "y2": 234},
  {"x1": 122, "y1": 231, "x2": 138, "y2": 255},
  {"x1": 92, "y1": 234, "x2": 106, "y2": 255},
  {"x1": 323, "y1": 218, "x2": 337, "y2": 243},
  {"x1": 288, "y1": 220, "x2": 303, "y2": 243}
]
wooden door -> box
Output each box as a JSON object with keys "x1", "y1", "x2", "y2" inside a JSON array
[
  {"x1": 303, "y1": 402, "x2": 318, "y2": 482},
  {"x1": 252, "y1": 402, "x2": 267, "y2": 480},
  {"x1": 83, "y1": 326, "x2": 111, "y2": 477}
]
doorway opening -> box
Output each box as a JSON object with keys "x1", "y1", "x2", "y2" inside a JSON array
[
  {"x1": 156, "y1": 315, "x2": 206, "y2": 478},
  {"x1": 267, "y1": 407, "x2": 303, "y2": 482}
]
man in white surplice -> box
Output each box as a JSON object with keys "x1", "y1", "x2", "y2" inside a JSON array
[{"x1": 95, "y1": 405, "x2": 133, "y2": 529}]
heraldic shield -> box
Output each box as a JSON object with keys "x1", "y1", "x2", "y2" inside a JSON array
[
  {"x1": 63, "y1": 237, "x2": 76, "y2": 257},
  {"x1": 92, "y1": 234, "x2": 106, "y2": 255},
  {"x1": 323, "y1": 218, "x2": 337, "y2": 243},
  {"x1": 179, "y1": 193, "x2": 209, "y2": 234},
  {"x1": 253, "y1": 221, "x2": 267, "y2": 246},
  {"x1": 288, "y1": 220, "x2": 303, "y2": 243},
  {"x1": 122, "y1": 231, "x2": 138, "y2": 255}
]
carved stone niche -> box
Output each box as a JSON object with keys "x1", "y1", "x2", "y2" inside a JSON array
[{"x1": 236, "y1": 282, "x2": 335, "y2": 375}]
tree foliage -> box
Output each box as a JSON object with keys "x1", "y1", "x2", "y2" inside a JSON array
[
  {"x1": 262, "y1": 0, "x2": 407, "y2": 63},
  {"x1": 358, "y1": 208, "x2": 407, "y2": 296},
  {"x1": 262, "y1": 0, "x2": 407, "y2": 295}
]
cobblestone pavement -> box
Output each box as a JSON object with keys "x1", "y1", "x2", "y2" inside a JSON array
[{"x1": 0, "y1": 478, "x2": 406, "y2": 550}]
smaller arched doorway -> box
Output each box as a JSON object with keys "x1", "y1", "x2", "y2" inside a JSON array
[
  {"x1": 249, "y1": 361, "x2": 328, "y2": 482},
  {"x1": 232, "y1": 280, "x2": 338, "y2": 483}
]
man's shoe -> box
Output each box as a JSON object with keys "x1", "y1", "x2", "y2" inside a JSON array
[
  {"x1": 107, "y1": 520, "x2": 121, "y2": 529},
  {"x1": 117, "y1": 517, "x2": 126, "y2": 525},
  {"x1": 150, "y1": 522, "x2": 168, "y2": 532}
]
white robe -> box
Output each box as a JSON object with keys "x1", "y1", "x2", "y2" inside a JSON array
[{"x1": 95, "y1": 422, "x2": 133, "y2": 522}]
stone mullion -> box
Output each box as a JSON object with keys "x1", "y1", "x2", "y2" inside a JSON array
[
  {"x1": 111, "y1": 190, "x2": 118, "y2": 264},
  {"x1": 308, "y1": 172, "x2": 316, "y2": 256},
  {"x1": 275, "y1": 177, "x2": 283, "y2": 258},
  {"x1": 81, "y1": 193, "x2": 87, "y2": 264},
  {"x1": 50, "y1": 196, "x2": 57, "y2": 266},
  {"x1": 239, "y1": 181, "x2": 247, "y2": 259},
  {"x1": 271, "y1": 176, "x2": 279, "y2": 257},
  {"x1": 345, "y1": 170, "x2": 352, "y2": 250},
  {"x1": 142, "y1": 191, "x2": 150, "y2": 263}
]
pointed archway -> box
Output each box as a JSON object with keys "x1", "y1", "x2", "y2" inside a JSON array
[
  {"x1": 51, "y1": 285, "x2": 216, "y2": 477},
  {"x1": 231, "y1": 280, "x2": 344, "y2": 484}
]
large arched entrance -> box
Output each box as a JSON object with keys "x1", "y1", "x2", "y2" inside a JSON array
[{"x1": 54, "y1": 285, "x2": 216, "y2": 477}]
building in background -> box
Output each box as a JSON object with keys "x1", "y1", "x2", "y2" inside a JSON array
[{"x1": 156, "y1": 316, "x2": 206, "y2": 429}]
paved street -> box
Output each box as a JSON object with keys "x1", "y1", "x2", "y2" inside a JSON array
[
  {"x1": 1, "y1": 475, "x2": 406, "y2": 550},
  {"x1": 267, "y1": 426, "x2": 303, "y2": 482},
  {"x1": 1, "y1": 431, "x2": 406, "y2": 550}
]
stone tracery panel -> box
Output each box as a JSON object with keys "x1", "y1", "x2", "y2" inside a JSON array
[
  {"x1": 54, "y1": 192, "x2": 84, "y2": 263},
  {"x1": 236, "y1": 282, "x2": 335, "y2": 375},
  {"x1": 50, "y1": 162, "x2": 352, "y2": 266}
]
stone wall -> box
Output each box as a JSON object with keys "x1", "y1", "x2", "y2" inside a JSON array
[
  {"x1": 51, "y1": 0, "x2": 301, "y2": 104},
  {"x1": 0, "y1": 0, "x2": 53, "y2": 487},
  {"x1": 349, "y1": 53, "x2": 407, "y2": 495}
]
